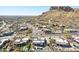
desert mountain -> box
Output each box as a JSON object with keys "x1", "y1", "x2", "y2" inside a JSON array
[{"x1": 38, "y1": 6, "x2": 79, "y2": 29}]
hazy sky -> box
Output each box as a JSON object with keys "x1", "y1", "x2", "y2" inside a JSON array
[
  {"x1": 0, "y1": 6, "x2": 78, "y2": 16},
  {"x1": 0, "y1": 6, "x2": 50, "y2": 15}
]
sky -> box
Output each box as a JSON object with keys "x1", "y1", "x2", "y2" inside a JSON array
[
  {"x1": 0, "y1": 6, "x2": 50, "y2": 16},
  {"x1": 0, "y1": 6, "x2": 78, "y2": 16}
]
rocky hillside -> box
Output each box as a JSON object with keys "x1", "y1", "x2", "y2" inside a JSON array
[
  {"x1": 38, "y1": 6, "x2": 79, "y2": 29},
  {"x1": 49, "y1": 6, "x2": 74, "y2": 12}
]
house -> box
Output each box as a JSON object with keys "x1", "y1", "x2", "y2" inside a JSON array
[
  {"x1": 42, "y1": 28, "x2": 52, "y2": 34},
  {"x1": 74, "y1": 37, "x2": 79, "y2": 43},
  {"x1": 19, "y1": 26, "x2": 28, "y2": 31},
  {"x1": 32, "y1": 38, "x2": 47, "y2": 47},
  {"x1": 0, "y1": 38, "x2": 10, "y2": 48},
  {"x1": 53, "y1": 37, "x2": 71, "y2": 47},
  {"x1": 14, "y1": 39, "x2": 26, "y2": 47},
  {"x1": 64, "y1": 29, "x2": 79, "y2": 33},
  {"x1": 73, "y1": 42, "x2": 79, "y2": 49},
  {"x1": 19, "y1": 24, "x2": 28, "y2": 31},
  {"x1": 22, "y1": 38, "x2": 30, "y2": 43},
  {"x1": 39, "y1": 25, "x2": 47, "y2": 29},
  {"x1": 14, "y1": 39, "x2": 21, "y2": 44},
  {"x1": 3, "y1": 31, "x2": 14, "y2": 36},
  {"x1": 14, "y1": 38, "x2": 30, "y2": 46}
]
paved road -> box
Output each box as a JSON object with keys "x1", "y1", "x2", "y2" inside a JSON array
[{"x1": 27, "y1": 23, "x2": 38, "y2": 37}]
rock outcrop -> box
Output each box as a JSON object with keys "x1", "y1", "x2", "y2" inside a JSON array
[{"x1": 49, "y1": 6, "x2": 74, "y2": 12}]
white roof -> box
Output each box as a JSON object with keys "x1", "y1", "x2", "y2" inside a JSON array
[
  {"x1": 20, "y1": 27, "x2": 27, "y2": 29},
  {"x1": 74, "y1": 37, "x2": 79, "y2": 42},
  {"x1": 74, "y1": 37, "x2": 79, "y2": 39},
  {"x1": 33, "y1": 37, "x2": 46, "y2": 43},
  {"x1": 0, "y1": 39, "x2": 9, "y2": 46},
  {"x1": 33, "y1": 38, "x2": 45, "y2": 43},
  {"x1": 33, "y1": 38, "x2": 38, "y2": 40},
  {"x1": 43, "y1": 28, "x2": 50, "y2": 31},
  {"x1": 33, "y1": 38, "x2": 45, "y2": 41},
  {"x1": 0, "y1": 42, "x2": 3, "y2": 46},
  {"x1": 15, "y1": 38, "x2": 29, "y2": 43},
  {"x1": 1, "y1": 39, "x2": 9, "y2": 42},
  {"x1": 22, "y1": 38, "x2": 29, "y2": 41},
  {"x1": 53, "y1": 37, "x2": 68, "y2": 44},
  {"x1": 64, "y1": 29, "x2": 78, "y2": 31},
  {"x1": 41, "y1": 25, "x2": 46, "y2": 27},
  {"x1": 15, "y1": 39, "x2": 21, "y2": 42},
  {"x1": 2, "y1": 38, "x2": 8, "y2": 41},
  {"x1": 22, "y1": 38, "x2": 29, "y2": 42},
  {"x1": 41, "y1": 38, "x2": 45, "y2": 40},
  {"x1": 33, "y1": 40, "x2": 45, "y2": 43}
]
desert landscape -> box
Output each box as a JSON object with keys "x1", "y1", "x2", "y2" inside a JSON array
[{"x1": 0, "y1": 6, "x2": 79, "y2": 52}]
